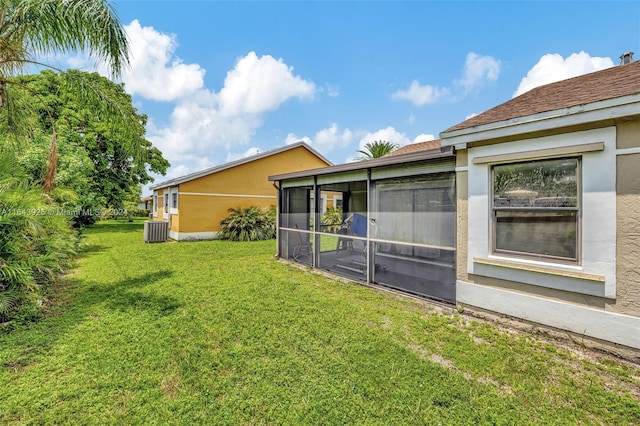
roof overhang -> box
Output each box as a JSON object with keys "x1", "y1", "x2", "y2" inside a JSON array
[
  {"x1": 440, "y1": 93, "x2": 640, "y2": 149},
  {"x1": 150, "y1": 142, "x2": 332, "y2": 190},
  {"x1": 269, "y1": 146, "x2": 455, "y2": 182}
]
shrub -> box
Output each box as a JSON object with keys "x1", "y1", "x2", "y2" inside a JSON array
[
  {"x1": 0, "y1": 165, "x2": 79, "y2": 324},
  {"x1": 321, "y1": 208, "x2": 343, "y2": 233},
  {"x1": 218, "y1": 206, "x2": 276, "y2": 241}
]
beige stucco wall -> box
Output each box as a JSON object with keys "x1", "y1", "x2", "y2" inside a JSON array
[
  {"x1": 616, "y1": 152, "x2": 640, "y2": 316},
  {"x1": 456, "y1": 149, "x2": 468, "y2": 282},
  {"x1": 617, "y1": 118, "x2": 640, "y2": 149}
]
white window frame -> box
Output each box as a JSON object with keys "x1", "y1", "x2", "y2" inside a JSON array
[
  {"x1": 490, "y1": 157, "x2": 581, "y2": 264},
  {"x1": 153, "y1": 191, "x2": 158, "y2": 217},
  {"x1": 163, "y1": 188, "x2": 170, "y2": 219},
  {"x1": 334, "y1": 195, "x2": 343, "y2": 210},
  {"x1": 170, "y1": 187, "x2": 179, "y2": 214}
]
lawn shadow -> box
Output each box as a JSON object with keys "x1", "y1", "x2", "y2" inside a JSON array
[
  {"x1": 1, "y1": 270, "x2": 179, "y2": 368},
  {"x1": 82, "y1": 220, "x2": 145, "y2": 234},
  {"x1": 101, "y1": 271, "x2": 181, "y2": 317},
  {"x1": 80, "y1": 244, "x2": 109, "y2": 255}
]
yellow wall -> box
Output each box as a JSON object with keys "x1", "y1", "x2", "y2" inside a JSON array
[
  {"x1": 156, "y1": 194, "x2": 165, "y2": 219},
  {"x1": 156, "y1": 146, "x2": 329, "y2": 235}
]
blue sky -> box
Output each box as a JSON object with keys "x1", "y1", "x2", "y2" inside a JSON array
[{"x1": 62, "y1": 1, "x2": 640, "y2": 192}]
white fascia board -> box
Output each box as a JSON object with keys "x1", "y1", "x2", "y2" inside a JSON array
[{"x1": 441, "y1": 94, "x2": 640, "y2": 146}]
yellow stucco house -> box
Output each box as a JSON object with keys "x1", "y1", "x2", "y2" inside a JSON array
[{"x1": 150, "y1": 142, "x2": 331, "y2": 241}]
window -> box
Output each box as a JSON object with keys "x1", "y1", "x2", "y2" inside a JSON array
[
  {"x1": 172, "y1": 192, "x2": 178, "y2": 209},
  {"x1": 492, "y1": 157, "x2": 579, "y2": 262},
  {"x1": 153, "y1": 192, "x2": 158, "y2": 216},
  {"x1": 334, "y1": 195, "x2": 343, "y2": 210},
  {"x1": 164, "y1": 189, "x2": 170, "y2": 218}
]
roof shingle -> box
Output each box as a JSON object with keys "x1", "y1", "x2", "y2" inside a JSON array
[
  {"x1": 443, "y1": 60, "x2": 640, "y2": 134},
  {"x1": 385, "y1": 140, "x2": 441, "y2": 157}
]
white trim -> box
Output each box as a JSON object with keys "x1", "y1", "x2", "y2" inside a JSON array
[
  {"x1": 179, "y1": 192, "x2": 276, "y2": 199},
  {"x1": 163, "y1": 188, "x2": 170, "y2": 219},
  {"x1": 472, "y1": 141, "x2": 604, "y2": 164},
  {"x1": 152, "y1": 191, "x2": 158, "y2": 217},
  {"x1": 473, "y1": 258, "x2": 607, "y2": 298},
  {"x1": 454, "y1": 143, "x2": 468, "y2": 150},
  {"x1": 333, "y1": 194, "x2": 343, "y2": 210},
  {"x1": 466, "y1": 127, "x2": 617, "y2": 298},
  {"x1": 455, "y1": 166, "x2": 469, "y2": 173},
  {"x1": 441, "y1": 95, "x2": 640, "y2": 146},
  {"x1": 169, "y1": 230, "x2": 219, "y2": 241},
  {"x1": 457, "y1": 281, "x2": 640, "y2": 350},
  {"x1": 169, "y1": 186, "x2": 179, "y2": 215},
  {"x1": 616, "y1": 146, "x2": 640, "y2": 156}
]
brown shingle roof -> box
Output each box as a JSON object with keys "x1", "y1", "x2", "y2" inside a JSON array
[
  {"x1": 386, "y1": 139, "x2": 441, "y2": 156},
  {"x1": 444, "y1": 60, "x2": 640, "y2": 133}
]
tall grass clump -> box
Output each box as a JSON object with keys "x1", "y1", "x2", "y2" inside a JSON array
[{"x1": 218, "y1": 206, "x2": 276, "y2": 241}]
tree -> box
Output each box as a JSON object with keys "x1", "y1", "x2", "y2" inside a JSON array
[
  {"x1": 357, "y1": 140, "x2": 398, "y2": 160},
  {"x1": 6, "y1": 70, "x2": 170, "y2": 226},
  {"x1": 0, "y1": 0, "x2": 130, "y2": 191}
]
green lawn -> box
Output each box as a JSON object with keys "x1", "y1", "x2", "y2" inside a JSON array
[{"x1": 1, "y1": 220, "x2": 639, "y2": 425}]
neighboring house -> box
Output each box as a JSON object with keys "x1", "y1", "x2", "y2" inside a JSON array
[
  {"x1": 138, "y1": 195, "x2": 153, "y2": 211},
  {"x1": 150, "y1": 142, "x2": 331, "y2": 241},
  {"x1": 440, "y1": 56, "x2": 640, "y2": 350},
  {"x1": 270, "y1": 56, "x2": 640, "y2": 351}
]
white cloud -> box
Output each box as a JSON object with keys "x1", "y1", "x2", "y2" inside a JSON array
[
  {"x1": 513, "y1": 51, "x2": 614, "y2": 97},
  {"x1": 285, "y1": 133, "x2": 313, "y2": 146},
  {"x1": 225, "y1": 147, "x2": 261, "y2": 162},
  {"x1": 122, "y1": 20, "x2": 205, "y2": 101},
  {"x1": 412, "y1": 133, "x2": 435, "y2": 143},
  {"x1": 325, "y1": 83, "x2": 340, "y2": 98},
  {"x1": 163, "y1": 164, "x2": 191, "y2": 181},
  {"x1": 407, "y1": 113, "x2": 416, "y2": 125},
  {"x1": 391, "y1": 80, "x2": 449, "y2": 106},
  {"x1": 465, "y1": 112, "x2": 478, "y2": 120},
  {"x1": 392, "y1": 52, "x2": 500, "y2": 105},
  {"x1": 146, "y1": 49, "x2": 316, "y2": 171},
  {"x1": 218, "y1": 52, "x2": 316, "y2": 116},
  {"x1": 285, "y1": 123, "x2": 353, "y2": 153},
  {"x1": 357, "y1": 126, "x2": 412, "y2": 151},
  {"x1": 457, "y1": 52, "x2": 500, "y2": 92}
]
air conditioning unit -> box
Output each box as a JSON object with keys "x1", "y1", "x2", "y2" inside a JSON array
[{"x1": 144, "y1": 220, "x2": 169, "y2": 243}]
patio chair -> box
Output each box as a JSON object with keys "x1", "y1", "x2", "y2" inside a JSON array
[{"x1": 293, "y1": 224, "x2": 312, "y2": 261}]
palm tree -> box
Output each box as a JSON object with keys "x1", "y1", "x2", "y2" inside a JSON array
[
  {"x1": 0, "y1": 0, "x2": 130, "y2": 191},
  {"x1": 357, "y1": 140, "x2": 398, "y2": 160}
]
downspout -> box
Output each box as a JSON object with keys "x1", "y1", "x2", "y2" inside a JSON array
[
  {"x1": 366, "y1": 168, "x2": 372, "y2": 284},
  {"x1": 272, "y1": 181, "x2": 281, "y2": 258}
]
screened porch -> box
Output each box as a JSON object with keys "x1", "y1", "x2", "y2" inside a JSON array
[{"x1": 271, "y1": 146, "x2": 457, "y2": 304}]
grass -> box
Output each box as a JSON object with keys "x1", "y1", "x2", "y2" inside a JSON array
[{"x1": 1, "y1": 219, "x2": 639, "y2": 424}]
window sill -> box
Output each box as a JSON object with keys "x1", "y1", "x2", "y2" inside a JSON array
[{"x1": 472, "y1": 257, "x2": 609, "y2": 298}]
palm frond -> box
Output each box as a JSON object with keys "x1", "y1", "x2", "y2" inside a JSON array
[
  {"x1": 0, "y1": 288, "x2": 20, "y2": 319},
  {"x1": 7, "y1": 0, "x2": 129, "y2": 76},
  {"x1": 357, "y1": 140, "x2": 398, "y2": 160}
]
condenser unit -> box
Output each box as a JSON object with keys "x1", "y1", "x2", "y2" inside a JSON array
[{"x1": 144, "y1": 220, "x2": 169, "y2": 243}]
